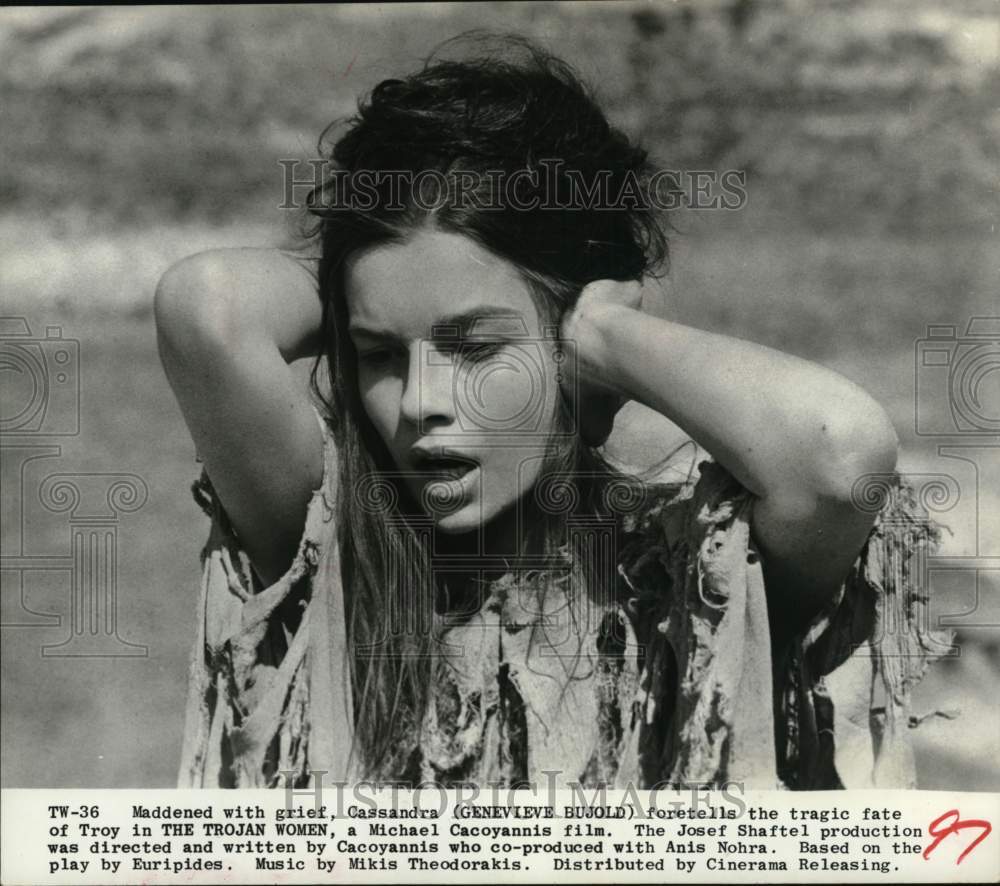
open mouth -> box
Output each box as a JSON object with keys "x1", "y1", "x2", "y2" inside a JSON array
[{"x1": 411, "y1": 452, "x2": 478, "y2": 483}]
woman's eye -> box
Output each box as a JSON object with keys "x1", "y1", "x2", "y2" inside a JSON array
[{"x1": 458, "y1": 340, "x2": 505, "y2": 363}]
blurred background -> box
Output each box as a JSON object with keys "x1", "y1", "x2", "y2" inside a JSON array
[{"x1": 1, "y1": 1, "x2": 997, "y2": 789}]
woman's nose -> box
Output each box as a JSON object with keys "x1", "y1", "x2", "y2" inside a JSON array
[{"x1": 399, "y1": 342, "x2": 455, "y2": 429}]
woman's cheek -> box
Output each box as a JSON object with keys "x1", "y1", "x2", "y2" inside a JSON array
[{"x1": 459, "y1": 354, "x2": 551, "y2": 432}]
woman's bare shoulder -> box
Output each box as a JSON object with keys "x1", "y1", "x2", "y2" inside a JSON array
[{"x1": 157, "y1": 245, "x2": 328, "y2": 585}]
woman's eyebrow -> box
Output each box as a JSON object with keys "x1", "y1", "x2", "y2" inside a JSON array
[
  {"x1": 432, "y1": 306, "x2": 528, "y2": 339},
  {"x1": 350, "y1": 307, "x2": 528, "y2": 342}
]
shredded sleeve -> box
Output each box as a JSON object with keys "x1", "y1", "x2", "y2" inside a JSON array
[
  {"x1": 177, "y1": 408, "x2": 354, "y2": 787},
  {"x1": 791, "y1": 476, "x2": 954, "y2": 788},
  {"x1": 612, "y1": 461, "x2": 952, "y2": 790}
]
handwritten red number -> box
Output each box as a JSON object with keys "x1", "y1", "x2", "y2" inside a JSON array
[{"x1": 923, "y1": 809, "x2": 992, "y2": 865}]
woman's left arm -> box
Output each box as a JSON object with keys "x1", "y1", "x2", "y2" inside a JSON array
[{"x1": 564, "y1": 281, "x2": 899, "y2": 615}]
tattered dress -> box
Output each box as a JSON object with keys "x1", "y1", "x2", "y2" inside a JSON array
[{"x1": 179, "y1": 411, "x2": 949, "y2": 790}]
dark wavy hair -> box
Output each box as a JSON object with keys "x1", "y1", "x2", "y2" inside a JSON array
[{"x1": 306, "y1": 35, "x2": 671, "y2": 779}]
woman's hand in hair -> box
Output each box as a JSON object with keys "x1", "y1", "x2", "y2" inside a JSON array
[{"x1": 559, "y1": 278, "x2": 647, "y2": 446}]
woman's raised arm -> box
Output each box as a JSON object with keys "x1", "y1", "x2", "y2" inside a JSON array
[
  {"x1": 563, "y1": 280, "x2": 899, "y2": 620},
  {"x1": 154, "y1": 247, "x2": 327, "y2": 585}
]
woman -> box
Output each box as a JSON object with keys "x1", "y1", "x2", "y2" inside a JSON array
[{"x1": 156, "y1": 39, "x2": 946, "y2": 790}]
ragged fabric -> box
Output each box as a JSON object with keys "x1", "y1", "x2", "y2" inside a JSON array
[
  {"x1": 178, "y1": 411, "x2": 353, "y2": 788},
  {"x1": 178, "y1": 415, "x2": 951, "y2": 790}
]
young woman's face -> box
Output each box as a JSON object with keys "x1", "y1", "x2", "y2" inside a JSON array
[{"x1": 346, "y1": 228, "x2": 563, "y2": 535}]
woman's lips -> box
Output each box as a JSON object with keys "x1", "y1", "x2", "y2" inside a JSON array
[
  {"x1": 403, "y1": 453, "x2": 475, "y2": 501},
  {"x1": 425, "y1": 466, "x2": 474, "y2": 482},
  {"x1": 418, "y1": 459, "x2": 476, "y2": 483},
  {"x1": 412, "y1": 464, "x2": 480, "y2": 516},
  {"x1": 410, "y1": 451, "x2": 478, "y2": 479}
]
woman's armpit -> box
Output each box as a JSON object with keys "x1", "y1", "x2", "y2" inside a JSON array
[{"x1": 191, "y1": 402, "x2": 338, "y2": 594}]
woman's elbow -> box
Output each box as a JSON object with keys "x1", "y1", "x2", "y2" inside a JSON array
[
  {"x1": 813, "y1": 399, "x2": 900, "y2": 506},
  {"x1": 154, "y1": 251, "x2": 241, "y2": 363}
]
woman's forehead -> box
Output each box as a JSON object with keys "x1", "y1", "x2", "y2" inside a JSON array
[{"x1": 345, "y1": 229, "x2": 540, "y2": 339}]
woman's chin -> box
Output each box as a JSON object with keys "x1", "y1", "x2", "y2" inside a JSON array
[
  {"x1": 430, "y1": 503, "x2": 488, "y2": 534},
  {"x1": 411, "y1": 466, "x2": 488, "y2": 531}
]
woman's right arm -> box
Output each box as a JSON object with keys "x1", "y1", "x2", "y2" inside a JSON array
[{"x1": 154, "y1": 247, "x2": 328, "y2": 586}]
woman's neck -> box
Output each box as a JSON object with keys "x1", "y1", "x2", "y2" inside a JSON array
[
  {"x1": 429, "y1": 504, "x2": 552, "y2": 610},
  {"x1": 436, "y1": 502, "x2": 542, "y2": 563}
]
